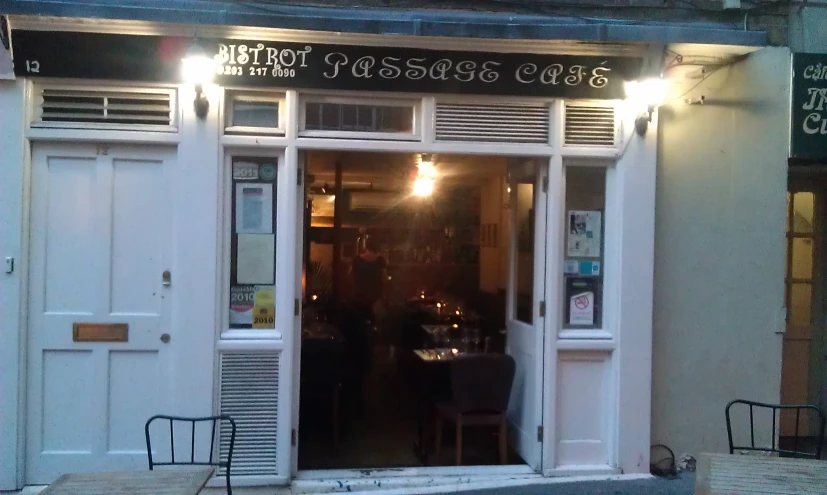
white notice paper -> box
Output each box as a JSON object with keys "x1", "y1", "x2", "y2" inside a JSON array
[
  {"x1": 235, "y1": 183, "x2": 273, "y2": 234},
  {"x1": 567, "y1": 210, "x2": 601, "y2": 258},
  {"x1": 569, "y1": 291, "x2": 595, "y2": 326},
  {"x1": 236, "y1": 234, "x2": 275, "y2": 285}
]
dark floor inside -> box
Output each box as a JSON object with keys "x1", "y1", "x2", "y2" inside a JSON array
[{"x1": 298, "y1": 343, "x2": 525, "y2": 469}]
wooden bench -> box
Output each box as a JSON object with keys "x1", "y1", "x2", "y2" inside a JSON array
[{"x1": 696, "y1": 452, "x2": 827, "y2": 495}]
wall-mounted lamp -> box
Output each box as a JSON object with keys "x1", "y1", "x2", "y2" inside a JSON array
[
  {"x1": 413, "y1": 153, "x2": 436, "y2": 197},
  {"x1": 624, "y1": 78, "x2": 669, "y2": 136},
  {"x1": 181, "y1": 40, "x2": 215, "y2": 119}
]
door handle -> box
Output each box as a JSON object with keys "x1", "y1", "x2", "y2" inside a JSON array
[
  {"x1": 162, "y1": 270, "x2": 171, "y2": 286},
  {"x1": 160, "y1": 333, "x2": 171, "y2": 344}
]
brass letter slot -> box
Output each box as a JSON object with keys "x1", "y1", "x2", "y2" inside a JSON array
[{"x1": 72, "y1": 323, "x2": 129, "y2": 342}]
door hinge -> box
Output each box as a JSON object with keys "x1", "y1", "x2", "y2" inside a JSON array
[
  {"x1": 537, "y1": 425, "x2": 544, "y2": 442},
  {"x1": 291, "y1": 428, "x2": 297, "y2": 446},
  {"x1": 297, "y1": 169, "x2": 303, "y2": 186},
  {"x1": 542, "y1": 176, "x2": 548, "y2": 193},
  {"x1": 539, "y1": 301, "x2": 546, "y2": 317},
  {"x1": 294, "y1": 298, "x2": 300, "y2": 316}
]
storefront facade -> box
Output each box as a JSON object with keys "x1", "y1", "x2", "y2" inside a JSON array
[{"x1": 0, "y1": 5, "x2": 789, "y2": 492}]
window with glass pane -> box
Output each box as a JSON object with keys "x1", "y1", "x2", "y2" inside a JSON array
[
  {"x1": 562, "y1": 167, "x2": 606, "y2": 330},
  {"x1": 513, "y1": 181, "x2": 535, "y2": 324},
  {"x1": 304, "y1": 102, "x2": 414, "y2": 133},
  {"x1": 228, "y1": 157, "x2": 278, "y2": 329},
  {"x1": 233, "y1": 100, "x2": 279, "y2": 128},
  {"x1": 790, "y1": 283, "x2": 812, "y2": 325},
  {"x1": 785, "y1": 191, "x2": 815, "y2": 330}
]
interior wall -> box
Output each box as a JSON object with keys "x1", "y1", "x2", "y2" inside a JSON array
[
  {"x1": 652, "y1": 46, "x2": 790, "y2": 457},
  {"x1": 480, "y1": 174, "x2": 503, "y2": 294}
]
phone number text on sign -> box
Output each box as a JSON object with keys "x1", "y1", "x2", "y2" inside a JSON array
[{"x1": 214, "y1": 43, "x2": 311, "y2": 79}]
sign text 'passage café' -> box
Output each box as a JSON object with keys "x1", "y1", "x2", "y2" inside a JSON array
[{"x1": 11, "y1": 31, "x2": 642, "y2": 99}]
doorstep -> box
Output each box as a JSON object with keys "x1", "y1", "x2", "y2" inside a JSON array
[{"x1": 14, "y1": 471, "x2": 660, "y2": 495}]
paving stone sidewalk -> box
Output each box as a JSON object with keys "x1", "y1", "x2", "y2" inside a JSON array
[{"x1": 463, "y1": 473, "x2": 694, "y2": 495}]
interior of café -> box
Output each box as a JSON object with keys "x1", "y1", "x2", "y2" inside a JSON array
[{"x1": 297, "y1": 150, "x2": 533, "y2": 469}]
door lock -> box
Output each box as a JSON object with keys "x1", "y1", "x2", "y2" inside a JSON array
[
  {"x1": 160, "y1": 333, "x2": 171, "y2": 343},
  {"x1": 162, "y1": 270, "x2": 171, "y2": 286}
]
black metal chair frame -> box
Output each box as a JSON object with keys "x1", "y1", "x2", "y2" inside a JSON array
[
  {"x1": 725, "y1": 399, "x2": 825, "y2": 459},
  {"x1": 145, "y1": 415, "x2": 236, "y2": 495}
]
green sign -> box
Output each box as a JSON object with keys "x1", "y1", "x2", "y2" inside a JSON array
[{"x1": 792, "y1": 53, "x2": 827, "y2": 161}]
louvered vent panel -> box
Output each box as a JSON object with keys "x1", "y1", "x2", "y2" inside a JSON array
[
  {"x1": 564, "y1": 103, "x2": 616, "y2": 147},
  {"x1": 435, "y1": 103, "x2": 549, "y2": 144},
  {"x1": 219, "y1": 351, "x2": 280, "y2": 477},
  {"x1": 37, "y1": 88, "x2": 173, "y2": 127}
]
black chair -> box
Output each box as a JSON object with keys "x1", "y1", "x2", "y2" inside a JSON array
[
  {"x1": 725, "y1": 399, "x2": 825, "y2": 459},
  {"x1": 145, "y1": 415, "x2": 236, "y2": 495},
  {"x1": 434, "y1": 353, "x2": 516, "y2": 465}
]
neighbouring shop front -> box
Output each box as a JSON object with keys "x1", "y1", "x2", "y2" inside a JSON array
[
  {"x1": 0, "y1": 10, "x2": 774, "y2": 492},
  {"x1": 781, "y1": 52, "x2": 827, "y2": 442}
]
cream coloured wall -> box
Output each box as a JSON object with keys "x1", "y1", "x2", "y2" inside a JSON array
[{"x1": 652, "y1": 46, "x2": 790, "y2": 458}]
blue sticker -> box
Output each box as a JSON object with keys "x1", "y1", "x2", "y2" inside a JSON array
[{"x1": 579, "y1": 261, "x2": 601, "y2": 275}]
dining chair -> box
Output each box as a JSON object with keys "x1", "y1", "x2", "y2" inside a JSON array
[
  {"x1": 145, "y1": 414, "x2": 236, "y2": 495},
  {"x1": 725, "y1": 399, "x2": 825, "y2": 459},
  {"x1": 434, "y1": 353, "x2": 516, "y2": 465}
]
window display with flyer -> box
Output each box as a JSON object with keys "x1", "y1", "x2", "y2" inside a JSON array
[
  {"x1": 563, "y1": 166, "x2": 605, "y2": 329},
  {"x1": 229, "y1": 157, "x2": 278, "y2": 329}
]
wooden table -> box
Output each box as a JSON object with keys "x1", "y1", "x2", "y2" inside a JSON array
[
  {"x1": 696, "y1": 452, "x2": 827, "y2": 494},
  {"x1": 39, "y1": 467, "x2": 215, "y2": 495}
]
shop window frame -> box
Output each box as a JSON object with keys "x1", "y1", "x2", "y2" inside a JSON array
[
  {"x1": 220, "y1": 150, "x2": 285, "y2": 341},
  {"x1": 558, "y1": 158, "x2": 616, "y2": 339},
  {"x1": 224, "y1": 91, "x2": 286, "y2": 136},
  {"x1": 298, "y1": 95, "x2": 421, "y2": 141}
]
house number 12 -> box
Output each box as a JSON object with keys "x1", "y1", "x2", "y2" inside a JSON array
[{"x1": 25, "y1": 60, "x2": 40, "y2": 73}]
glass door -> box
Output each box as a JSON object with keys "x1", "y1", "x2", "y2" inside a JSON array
[{"x1": 505, "y1": 159, "x2": 547, "y2": 471}]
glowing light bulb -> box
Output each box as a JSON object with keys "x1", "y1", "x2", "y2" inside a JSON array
[{"x1": 413, "y1": 177, "x2": 434, "y2": 197}]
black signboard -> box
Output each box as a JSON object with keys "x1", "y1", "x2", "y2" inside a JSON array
[
  {"x1": 11, "y1": 30, "x2": 641, "y2": 99},
  {"x1": 791, "y1": 53, "x2": 827, "y2": 162}
]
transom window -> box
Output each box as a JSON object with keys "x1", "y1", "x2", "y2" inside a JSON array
[
  {"x1": 225, "y1": 92, "x2": 285, "y2": 135},
  {"x1": 300, "y1": 96, "x2": 419, "y2": 140}
]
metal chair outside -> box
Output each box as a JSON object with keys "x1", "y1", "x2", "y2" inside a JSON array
[
  {"x1": 145, "y1": 415, "x2": 236, "y2": 495},
  {"x1": 725, "y1": 399, "x2": 825, "y2": 459}
]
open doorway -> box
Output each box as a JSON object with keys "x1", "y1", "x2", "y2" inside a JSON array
[{"x1": 296, "y1": 151, "x2": 544, "y2": 470}]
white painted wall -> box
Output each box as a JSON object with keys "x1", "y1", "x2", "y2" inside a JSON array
[
  {"x1": 652, "y1": 46, "x2": 791, "y2": 458},
  {"x1": 0, "y1": 78, "x2": 26, "y2": 491}
]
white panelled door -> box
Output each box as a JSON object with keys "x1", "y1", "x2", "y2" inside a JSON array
[
  {"x1": 505, "y1": 160, "x2": 547, "y2": 471},
  {"x1": 27, "y1": 143, "x2": 176, "y2": 483}
]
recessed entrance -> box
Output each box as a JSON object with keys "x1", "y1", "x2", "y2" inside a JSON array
[{"x1": 297, "y1": 151, "x2": 546, "y2": 471}]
